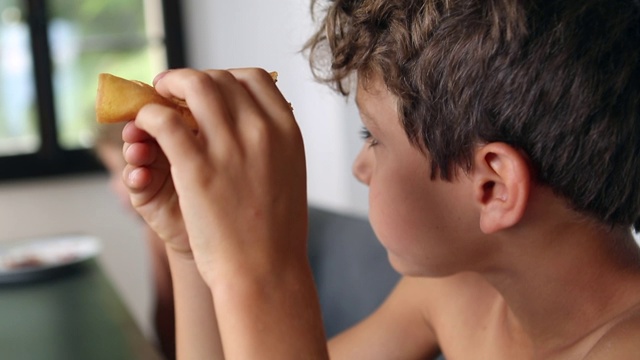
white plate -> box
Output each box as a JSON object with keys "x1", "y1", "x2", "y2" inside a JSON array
[{"x1": 0, "y1": 234, "x2": 101, "y2": 284}]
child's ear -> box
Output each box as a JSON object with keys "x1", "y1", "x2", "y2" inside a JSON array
[{"x1": 471, "y1": 142, "x2": 531, "y2": 234}]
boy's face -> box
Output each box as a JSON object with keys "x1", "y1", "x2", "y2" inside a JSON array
[{"x1": 353, "y1": 76, "x2": 489, "y2": 276}]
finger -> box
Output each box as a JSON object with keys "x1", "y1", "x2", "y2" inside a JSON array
[
  {"x1": 122, "y1": 120, "x2": 153, "y2": 143},
  {"x1": 123, "y1": 141, "x2": 160, "y2": 167},
  {"x1": 134, "y1": 103, "x2": 207, "y2": 177},
  {"x1": 122, "y1": 116, "x2": 167, "y2": 169},
  {"x1": 122, "y1": 121, "x2": 150, "y2": 162},
  {"x1": 199, "y1": 69, "x2": 276, "y2": 139},
  {"x1": 227, "y1": 68, "x2": 295, "y2": 129},
  {"x1": 123, "y1": 163, "x2": 173, "y2": 212},
  {"x1": 122, "y1": 139, "x2": 171, "y2": 209},
  {"x1": 123, "y1": 164, "x2": 153, "y2": 192},
  {"x1": 152, "y1": 68, "x2": 236, "y2": 140}
]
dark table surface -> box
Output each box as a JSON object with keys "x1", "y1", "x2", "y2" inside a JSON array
[{"x1": 0, "y1": 260, "x2": 162, "y2": 360}]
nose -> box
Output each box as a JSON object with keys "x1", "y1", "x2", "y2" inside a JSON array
[{"x1": 352, "y1": 145, "x2": 372, "y2": 185}]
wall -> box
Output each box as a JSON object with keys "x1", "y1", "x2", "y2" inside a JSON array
[{"x1": 180, "y1": 0, "x2": 370, "y2": 216}]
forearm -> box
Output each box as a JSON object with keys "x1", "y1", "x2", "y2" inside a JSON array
[
  {"x1": 146, "y1": 228, "x2": 176, "y2": 358},
  {"x1": 167, "y1": 248, "x2": 224, "y2": 360},
  {"x1": 151, "y1": 256, "x2": 175, "y2": 359},
  {"x1": 209, "y1": 260, "x2": 329, "y2": 359}
]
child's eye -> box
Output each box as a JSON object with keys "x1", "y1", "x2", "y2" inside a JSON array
[{"x1": 359, "y1": 126, "x2": 379, "y2": 147}]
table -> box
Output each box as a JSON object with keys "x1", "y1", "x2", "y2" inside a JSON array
[{"x1": 0, "y1": 260, "x2": 162, "y2": 360}]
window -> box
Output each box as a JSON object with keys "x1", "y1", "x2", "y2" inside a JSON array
[{"x1": 0, "y1": 0, "x2": 185, "y2": 180}]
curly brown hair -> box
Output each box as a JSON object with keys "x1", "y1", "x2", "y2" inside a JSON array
[{"x1": 304, "y1": 0, "x2": 640, "y2": 230}]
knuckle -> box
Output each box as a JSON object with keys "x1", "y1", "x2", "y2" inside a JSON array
[
  {"x1": 241, "y1": 116, "x2": 303, "y2": 157},
  {"x1": 248, "y1": 67, "x2": 274, "y2": 83},
  {"x1": 246, "y1": 119, "x2": 273, "y2": 151},
  {"x1": 230, "y1": 67, "x2": 272, "y2": 83},
  {"x1": 245, "y1": 67, "x2": 270, "y2": 79},
  {"x1": 182, "y1": 70, "x2": 218, "y2": 94},
  {"x1": 139, "y1": 104, "x2": 184, "y2": 136},
  {"x1": 204, "y1": 69, "x2": 236, "y2": 87}
]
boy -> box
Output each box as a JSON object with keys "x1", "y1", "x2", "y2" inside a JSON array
[{"x1": 122, "y1": 0, "x2": 640, "y2": 358}]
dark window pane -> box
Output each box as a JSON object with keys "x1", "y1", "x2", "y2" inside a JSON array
[{"x1": 0, "y1": 0, "x2": 184, "y2": 180}]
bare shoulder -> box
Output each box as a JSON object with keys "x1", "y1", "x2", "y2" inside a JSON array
[
  {"x1": 328, "y1": 276, "x2": 441, "y2": 359},
  {"x1": 585, "y1": 306, "x2": 640, "y2": 359},
  {"x1": 328, "y1": 273, "x2": 497, "y2": 359},
  {"x1": 417, "y1": 273, "x2": 501, "y2": 336},
  {"x1": 387, "y1": 272, "x2": 499, "y2": 322}
]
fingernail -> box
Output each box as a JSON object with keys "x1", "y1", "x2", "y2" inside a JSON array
[
  {"x1": 128, "y1": 167, "x2": 146, "y2": 189},
  {"x1": 153, "y1": 70, "x2": 171, "y2": 85}
]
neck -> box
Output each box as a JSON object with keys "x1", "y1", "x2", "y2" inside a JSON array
[{"x1": 482, "y1": 222, "x2": 640, "y2": 354}]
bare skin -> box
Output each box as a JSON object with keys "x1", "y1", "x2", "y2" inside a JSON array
[
  {"x1": 123, "y1": 68, "x2": 640, "y2": 359},
  {"x1": 329, "y1": 76, "x2": 640, "y2": 359},
  {"x1": 123, "y1": 68, "x2": 327, "y2": 359}
]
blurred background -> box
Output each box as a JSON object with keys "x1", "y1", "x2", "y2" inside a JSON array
[{"x1": 0, "y1": 0, "x2": 367, "y2": 338}]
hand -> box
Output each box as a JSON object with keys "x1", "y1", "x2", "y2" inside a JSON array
[
  {"x1": 123, "y1": 121, "x2": 190, "y2": 253},
  {"x1": 123, "y1": 68, "x2": 308, "y2": 283}
]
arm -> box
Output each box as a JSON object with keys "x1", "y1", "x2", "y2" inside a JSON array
[
  {"x1": 328, "y1": 276, "x2": 441, "y2": 360},
  {"x1": 208, "y1": 254, "x2": 327, "y2": 359},
  {"x1": 167, "y1": 248, "x2": 224, "y2": 360},
  {"x1": 144, "y1": 227, "x2": 175, "y2": 359},
  {"x1": 124, "y1": 68, "x2": 329, "y2": 359},
  {"x1": 123, "y1": 108, "x2": 224, "y2": 360}
]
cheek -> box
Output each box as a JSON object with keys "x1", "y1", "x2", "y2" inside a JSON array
[
  {"x1": 367, "y1": 167, "x2": 433, "y2": 248},
  {"x1": 367, "y1": 183, "x2": 436, "y2": 275},
  {"x1": 367, "y1": 168, "x2": 477, "y2": 274}
]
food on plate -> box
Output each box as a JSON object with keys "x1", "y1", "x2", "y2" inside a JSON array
[
  {"x1": 2, "y1": 252, "x2": 77, "y2": 270},
  {"x1": 3, "y1": 255, "x2": 45, "y2": 269},
  {"x1": 95, "y1": 71, "x2": 280, "y2": 130}
]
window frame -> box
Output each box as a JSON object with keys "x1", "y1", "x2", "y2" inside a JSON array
[{"x1": 0, "y1": 0, "x2": 186, "y2": 181}]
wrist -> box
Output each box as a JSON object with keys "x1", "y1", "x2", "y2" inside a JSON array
[
  {"x1": 205, "y1": 258, "x2": 328, "y2": 359},
  {"x1": 165, "y1": 244, "x2": 196, "y2": 262},
  {"x1": 206, "y1": 257, "x2": 314, "y2": 298},
  {"x1": 166, "y1": 242, "x2": 313, "y2": 289}
]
